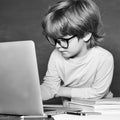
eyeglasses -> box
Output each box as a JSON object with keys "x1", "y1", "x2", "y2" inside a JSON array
[{"x1": 46, "y1": 35, "x2": 76, "y2": 49}]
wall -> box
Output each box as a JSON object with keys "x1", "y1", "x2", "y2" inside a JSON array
[{"x1": 0, "y1": 0, "x2": 120, "y2": 104}]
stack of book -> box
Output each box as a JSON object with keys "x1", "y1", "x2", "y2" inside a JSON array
[{"x1": 64, "y1": 97, "x2": 120, "y2": 114}]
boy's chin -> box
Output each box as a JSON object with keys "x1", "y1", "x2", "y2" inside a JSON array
[
  {"x1": 62, "y1": 54, "x2": 77, "y2": 59},
  {"x1": 62, "y1": 54, "x2": 70, "y2": 59},
  {"x1": 62, "y1": 54, "x2": 72, "y2": 59},
  {"x1": 61, "y1": 52, "x2": 75, "y2": 59}
]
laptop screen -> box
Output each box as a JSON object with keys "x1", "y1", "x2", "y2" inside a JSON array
[{"x1": 0, "y1": 40, "x2": 44, "y2": 116}]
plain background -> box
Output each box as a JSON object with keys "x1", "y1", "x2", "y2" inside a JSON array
[{"x1": 0, "y1": 0, "x2": 120, "y2": 103}]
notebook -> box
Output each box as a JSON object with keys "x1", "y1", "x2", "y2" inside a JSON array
[{"x1": 0, "y1": 40, "x2": 44, "y2": 116}]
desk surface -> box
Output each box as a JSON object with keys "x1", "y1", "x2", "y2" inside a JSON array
[
  {"x1": 53, "y1": 114, "x2": 120, "y2": 120},
  {"x1": 0, "y1": 115, "x2": 54, "y2": 120},
  {"x1": 1, "y1": 114, "x2": 120, "y2": 120}
]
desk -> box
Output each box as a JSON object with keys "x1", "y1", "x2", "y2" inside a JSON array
[
  {"x1": 1, "y1": 114, "x2": 120, "y2": 120},
  {"x1": 0, "y1": 115, "x2": 54, "y2": 120},
  {"x1": 53, "y1": 114, "x2": 120, "y2": 120}
]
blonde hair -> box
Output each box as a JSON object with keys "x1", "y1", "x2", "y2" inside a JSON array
[{"x1": 42, "y1": 0, "x2": 104, "y2": 48}]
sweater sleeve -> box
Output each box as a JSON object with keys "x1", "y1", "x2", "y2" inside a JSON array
[
  {"x1": 40, "y1": 50, "x2": 61, "y2": 100},
  {"x1": 71, "y1": 54, "x2": 114, "y2": 99}
]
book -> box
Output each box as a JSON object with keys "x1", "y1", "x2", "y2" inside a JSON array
[
  {"x1": 64, "y1": 97, "x2": 120, "y2": 113},
  {"x1": 72, "y1": 97, "x2": 120, "y2": 105},
  {"x1": 65, "y1": 101, "x2": 94, "y2": 112}
]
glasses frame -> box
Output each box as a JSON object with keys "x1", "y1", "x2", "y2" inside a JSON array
[{"x1": 46, "y1": 35, "x2": 77, "y2": 49}]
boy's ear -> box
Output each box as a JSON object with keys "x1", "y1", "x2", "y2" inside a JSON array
[{"x1": 83, "y1": 33, "x2": 92, "y2": 42}]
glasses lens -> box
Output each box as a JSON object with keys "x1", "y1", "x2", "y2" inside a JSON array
[{"x1": 57, "y1": 39, "x2": 68, "y2": 48}]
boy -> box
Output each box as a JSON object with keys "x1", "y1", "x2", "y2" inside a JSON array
[{"x1": 41, "y1": 0, "x2": 114, "y2": 101}]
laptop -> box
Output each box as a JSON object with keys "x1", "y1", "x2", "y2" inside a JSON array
[
  {"x1": 0, "y1": 40, "x2": 80, "y2": 119},
  {"x1": 0, "y1": 40, "x2": 45, "y2": 116}
]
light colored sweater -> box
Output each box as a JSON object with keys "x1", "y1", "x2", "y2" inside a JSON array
[{"x1": 41, "y1": 46, "x2": 114, "y2": 100}]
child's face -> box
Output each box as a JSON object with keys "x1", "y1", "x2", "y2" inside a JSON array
[{"x1": 55, "y1": 35, "x2": 88, "y2": 59}]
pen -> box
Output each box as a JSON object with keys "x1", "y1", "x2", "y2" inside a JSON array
[{"x1": 66, "y1": 111, "x2": 86, "y2": 116}]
